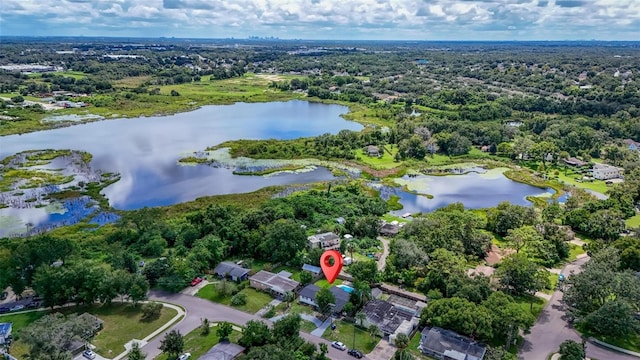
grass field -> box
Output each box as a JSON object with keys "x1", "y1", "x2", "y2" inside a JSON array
[
  {"x1": 554, "y1": 169, "x2": 609, "y2": 194},
  {"x1": 322, "y1": 320, "x2": 378, "y2": 353},
  {"x1": 513, "y1": 295, "x2": 546, "y2": 319},
  {"x1": 315, "y1": 279, "x2": 344, "y2": 289},
  {"x1": 156, "y1": 324, "x2": 243, "y2": 360},
  {"x1": 568, "y1": 243, "x2": 586, "y2": 262},
  {"x1": 70, "y1": 303, "x2": 177, "y2": 357},
  {"x1": 355, "y1": 146, "x2": 401, "y2": 169},
  {"x1": 196, "y1": 285, "x2": 273, "y2": 314},
  {"x1": 627, "y1": 214, "x2": 640, "y2": 228},
  {"x1": 2, "y1": 303, "x2": 177, "y2": 359}
]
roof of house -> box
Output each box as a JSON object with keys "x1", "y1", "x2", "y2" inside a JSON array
[
  {"x1": 362, "y1": 299, "x2": 413, "y2": 334},
  {"x1": 564, "y1": 157, "x2": 587, "y2": 166},
  {"x1": 0, "y1": 323, "x2": 11, "y2": 336},
  {"x1": 213, "y1": 262, "x2": 249, "y2": 278},
  {"x1": 623, "y1": 139, "x2": 640, "y2": 147},
  {"x1": 299, "y1": 284, "x2": 321, "y2": 299},
  {"x1": 421, "y1": 327, "x2": 486, "y2": 360},
  {"x1": 298, "y1": 285, "x2": 350, "y2": 313},
  {"x1": 77, "y1": 313, "x2": 103, "y2": 329},
  {"x1": 379, "y1": 223, "x2": 400, "y2": 235},
  {"x1": 302, "y1": 264, "x2": 322, "y2": 274},
  {"x1": 308, "y1": 232, "x2": 340, "y2": 243},
  {"x1": 250, "y1": 270, "x2": 299, "y2": 293},
  {"x1": 199, "y1": 341, "x2": 245, "y2": 360},
  {"x1": 593, "y1": 163, "x2": 622, "y2": 171},
  {"x1": 366, "y1": 145, "x2": 379, "y2": 151}
]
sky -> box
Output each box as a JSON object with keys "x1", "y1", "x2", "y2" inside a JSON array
[{"x1": 1, "y1": 0, "x2": 639, "y2": 41}]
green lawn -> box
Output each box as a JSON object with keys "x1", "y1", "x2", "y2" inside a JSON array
[
  {"x1": 156, "y1": 325, "x2": 243, "y2": 360},
  {"x1": 577, "y1": 324, "x2": 640, "y2": 353},
  {"x1": 568, "y1": 243, "x2": 586, "y2": 262},
  {"x1": 555, "y1": 171, "x2": 609, "y2": 194},
  {"x1": 626, "y1": 214, "x2": 640, "y2": 229},
  {"x1": 315, "y1": 278, "x2": 343, "y2": 289},
  {"x1": 322, "y1": 320, "x2": 378, "y2": 353},
  {"x1": 4, "y1": 304, "x2": 178, "y2": 359},
  {"x1": 197, "y1": 285, "x2": 273, "y2": 314},
  {"x1": 278, "y1": 301, "x2": 316, "y2": 316},
  {"x1": 543, "y1": 273, "x2": 560, "y2": 295},
  {"x1": 300, "y1": 319, "x2": 318, "y2": 333},
  {"x1": 65, "y1": 303, "x2": 178, "y2": 357},
  {"x1": 355, "y1": 146, "x2": 401, "y2": 169},
  {"x1": 513, "y1": 295, "x2": 546, "y2": 319}
]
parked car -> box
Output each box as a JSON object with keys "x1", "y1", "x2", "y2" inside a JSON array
[
  {"x1": 0, "y1": 291, "x2": 7, "y2": 300},
  {"x1": 331, "y1": 341, "x2": 347, "y2": 351},
  {"x1": 190, "y1": 277, "x2": 203, "y2": 286},
  {"x1": 178, "y1": 353, "x2": 191, "y2": 360},
  {"x1": 26, "y1": 301, "x2": 40, "y2": 309},
  {"x1": 348, "y1": 349, "x2": 364, "y2": 358},
  {"x1": 0, "y1": 307, "x2": 9, "y2": 313},
  {"x1": 9, "y1": 304, "x2": 24, "y2": 312},
  {"x1": 82, "y1": 350, "x2": 97, "y2": 359}
]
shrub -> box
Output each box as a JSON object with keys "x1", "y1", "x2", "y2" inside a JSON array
[
  {"x1": 231, "y1": 292, "x2": 247, "y2": 306},
  {"x1": 141, "y1": 301, "x2": 163, "y2": 321},
  {"x1": 263, "y1": 305, "x2": 276, "y2": 319}
]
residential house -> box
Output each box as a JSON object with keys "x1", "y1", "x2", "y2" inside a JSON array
[
  {"x1": 199, "y1": 341, "x2": 245, "y2": 360},
  {"x1": 592, "y1": 163, "x2": 623, "y2": 180},
  {"x1": 623, "y1": 139, "x2": 640, "y2": 152},
  {"x1": 77, "y1": 313, "x2": 103, "y2": 338},
  {"x1": 563, "y1": 157, "x2": 588, "y2": 167},
  {"x1": 302, "y1": 264, "x2": 322, "y2": 276},
  {"x1": 379, "y1": 222, "x2": 400, "y2": 237},
  {"x1": 365, "y1": 145, "x2": 380, "y2": 157},
  {"x1": 308, "y1": 232, "x2": 341, "y2": 251},
  {"x1": 249, "y1": 270, "x2": 300, "y2": 298},
  {"x1": 360, "y1": 299, "x2": 419, "y2": 345},
  {"x1": 213, "y1": 262, "x2": 250, "y2": 282},
  {"x1": 298, "y1": 284, "x2": 350, "y2": 314},
  {"x1": 419, "y1": 326, "x2": 487, "y2": 360},
  {"x1": 0, "y1": 323, "x2": 11, "y2": 345}
]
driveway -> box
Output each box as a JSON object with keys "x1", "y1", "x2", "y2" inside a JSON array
[
  {"x1": 376, "y1": 237, "x2": 390, "y2": 271},
  {"x1": 146, "y1": 291, "x2": 367, "y2": 360},
  {"x1": 519, "y1": 256, "x2": 637, "y2": 360}
]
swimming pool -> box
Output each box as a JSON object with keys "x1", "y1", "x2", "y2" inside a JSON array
[{"x1": 337, "y1": 284, "x2": 354, "y2": 293}]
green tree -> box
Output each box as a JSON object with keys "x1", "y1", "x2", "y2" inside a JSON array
[
  {"x1": 239, "y1": 320, "x2": 272, "y2": 348},
  {"x1": 349, "y1": 260, "x2": 379, "y2": 283},
  {"x1": 497, "y1": 253, "x2": 548, "y2": 296},
  {"x1": 201, "y1": 318, "x2": 210, "y2": 335},
  {"x1": 504, "y1": 226, "x2": 542, "y2": 254},
  {"x1": 141, "y1": 302, "x2": 163, "y2": 321},
  {"x1": 21, "y1": 313, "x2": 96, "y2": 360},
  {"x1": 159, "y1": 330, "x2": 184, "y2": 359},
  {"x1": 420, "y1": 297, "x2": 493, "y2": 341},
  {"x1": 300, "y1": 271, "x2": 313, "y2": 286},
  {"x1": 127, "y1": 342, "x2": 146, "y2": 360},
  {"x1": 316, "y1": 287, "x2": 336, "y2": 317},
  {"x1": 217, "y1": 322, "x2": 233, "y2": 341},
  {"x1": 394, "y1": 333, "x2": 410, "y2": 359},
  {"x1": 272, "y1": 313, "x2": 301, "y2": 343},
  {"x1": 261, "y1": 219, "x2": 307, "y2": 264},
  {"x1": 559, "y1": 340, "x2": 585, "y2": 360},
  {"x1": 584, "y1": 299, "x2": 638, "y2": 338}
]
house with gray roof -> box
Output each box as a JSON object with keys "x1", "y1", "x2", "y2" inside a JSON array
[
  {"x1": 199, "y1": 341, "x2": 245, "y2": 360},
  {"x1": 0, "y1": 323, "x2": 12, "y2": 345},
  {"x1": 249, "y1": 270, "x2": 300, "y2": 298},
  {"x1": 360, "y1": 299, "x2": 419, "y2": 344},
  {"x1": 213, "y1": 262, "x2": 250, "y2": 282},
  {"x1": 298, "y1": 284, "x2": 350, "y2": 314},
  {"x1": 419, "y1": 326, "x2": 486, "y2": 360},
  {"x1": 308, "y1": 232, "x2": 341, "y2": 251}
]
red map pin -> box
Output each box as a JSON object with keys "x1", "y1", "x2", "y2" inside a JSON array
[{"x1": 320, "y1": 250, "x2": 344, "y2": 284}]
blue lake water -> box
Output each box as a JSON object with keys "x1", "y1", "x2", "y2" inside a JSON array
[
  {"x1": 0, "y1": 101, "x2": 360, "y2": 212},
  {"x1": 376, "y1": 171, "x2": 553, "y2": 216}
]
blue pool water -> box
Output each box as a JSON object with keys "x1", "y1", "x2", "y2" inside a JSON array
[{"x1": 337, "y1": 285, "x2": 354, "y2": 293}]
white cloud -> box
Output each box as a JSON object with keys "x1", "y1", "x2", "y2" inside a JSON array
[{"x1": 1, "y1": 0, "x2": 638, "y2": 40}]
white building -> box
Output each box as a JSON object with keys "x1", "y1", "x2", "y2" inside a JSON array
[
  {"x1": 592, "y1": 163, "x2": 623, "y2": 180},
  {"x1": 307, "y1": 232, "x2": 341, "y2": 251}
]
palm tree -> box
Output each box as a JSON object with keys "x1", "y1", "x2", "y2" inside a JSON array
[
  {"x1": 394, "y1": 333, "x2": 410, "y2": 359},
  {"x1": 368, "y1": 324, "x2": 380, "y2": 343},
  {"x1": 346, "y1": 242, "x2": 356, "y2": 262},
  {"x1": 283, "y1": 291, "x2": 295, "y2": 310},
  {"x1": 355, "y1": 312, "x2": 366, "y2": 327}
]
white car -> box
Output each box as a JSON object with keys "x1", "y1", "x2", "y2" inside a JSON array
[
  {"x1": 331, "y1": 341, "x2": 347, "y2": 351},
  {"x1": 9, "y1": 304, "x2": 24, "y2": 312},
  {"x1": 82, "y1": 350, "x2": 97, "y2": 359},
  {"x1": 178, "y1": 353, "x2": 191, "y2": 360}
]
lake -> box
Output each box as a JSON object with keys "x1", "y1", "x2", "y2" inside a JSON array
[
  {"x1": 0, "y1": 101, "x2": 360, "y2": 234},
  {"x1": 376, "y1": 169, "x2": 553, "y2": 216}
]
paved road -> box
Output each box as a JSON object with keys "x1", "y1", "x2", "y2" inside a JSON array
[
  {"x1": 147, "y1": 291, "x2": 365, "y2": 360},
  {"x1": 376, "y1": 237, "x2": 390, "y2": 271},
  {"x1": 519, "y1": 256, "x2": 637, "y2": 360}
]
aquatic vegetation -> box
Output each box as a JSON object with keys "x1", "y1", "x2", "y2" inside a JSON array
[
  {"x1": 178, "y1": 148, "x2": 362, "y2": 177},
  {"x1": 0, "y1": 149, "x2": 120, "y2": 236}
]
